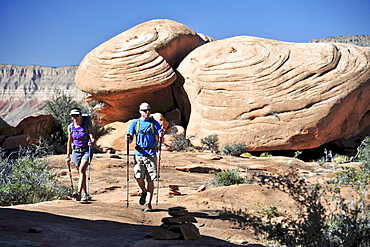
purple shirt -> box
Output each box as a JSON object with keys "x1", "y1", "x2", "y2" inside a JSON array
[{"x1": 70, "y1": 123, "x2": 89, "y2": 148}]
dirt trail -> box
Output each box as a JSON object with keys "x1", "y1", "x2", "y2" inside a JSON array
[{"x1": 1, "y1": 151, "x2": 347, "y2": 246}]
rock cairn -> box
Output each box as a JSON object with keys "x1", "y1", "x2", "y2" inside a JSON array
[
  {"x1": 167, "y1": 185, "x2": 182, "y2": 196},
  {"x1": 147, "y1": 207, "x2": 201, "y2": 240}
]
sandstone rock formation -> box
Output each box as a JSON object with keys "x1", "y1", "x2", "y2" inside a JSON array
[
  {"x1": 179, "y1": 36, "x2": 370, "y2": 151},
  {"x1": 0, "y1": 115, "x2": 64, "y2": 150},
  {"x1": 75, "y1": 19, "x2": 214, "y2": 125},
  {"x1": 0, "y1": 65, "x2": 86, "y2": 126},
  {"x1": 75, "y1": 19, "x2": 370, "y2": 152}
]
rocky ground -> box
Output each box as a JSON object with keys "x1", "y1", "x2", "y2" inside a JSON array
[{"x1": 0, "y1": 150, "x2": 358, "y2": 246}]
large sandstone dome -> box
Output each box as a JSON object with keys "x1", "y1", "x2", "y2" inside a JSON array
[
  {"x1": 179, "y1": 36, "x2": 370, "y2": 151},
  {"x1": 75, "y1": 19, "x2": 213, "y2": 125},
  {"x1": 75, "y1": 19, "x2": 370, "y2": 152}
]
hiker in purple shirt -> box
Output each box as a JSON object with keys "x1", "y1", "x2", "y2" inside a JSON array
[{"x1": 66, "y1": 108, "x2": 95, "y2": 203}]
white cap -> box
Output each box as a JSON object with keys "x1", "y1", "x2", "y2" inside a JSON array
[{"x1": 69, "y1": 109, "x2": 81, "y2": 115}]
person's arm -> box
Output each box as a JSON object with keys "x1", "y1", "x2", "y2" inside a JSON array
[
  {"x1": 66, "y1": 130, "x2": 72, "y2": 164},
  {"x1": 125, "y1": 120, "x2": 136, "y2": 143},
  {"x1": 154, "y1": 120, "x2": 164, "y2": 142},
  {"x1": 87, "y1": 124, "x2": 95, "y2": 146}
]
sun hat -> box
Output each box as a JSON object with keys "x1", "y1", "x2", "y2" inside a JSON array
[{"x1": 69, "y1": 108, "x2": 81, "y2": 115}]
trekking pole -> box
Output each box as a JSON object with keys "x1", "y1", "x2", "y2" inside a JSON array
[
  {"x1": 126, "y1": 134, "x2": 130, "y2": 207},
  {"x1": 87, "y1": 145, "x2": 92, "y2": 197},
  {"x1": 156, "y1": 137, "x2": 162, "y2": 206},
  {"x1": 67, "y1": 160, "x2": 75, "y2": 197}
]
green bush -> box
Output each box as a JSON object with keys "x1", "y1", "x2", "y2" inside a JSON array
[
  {"x1": 221, "y1": 143, "x2": 248, "y2": 156},
  {"x1": 39, "y1": 89, "x2": 86, "y2": 134},
  {"x1": 260, "y1": 152, "x2": 273, "y2": 157},
  {"x1": 169, "y1": 134, "x2": 194, "y2": 152},
  {"x1": 40, "y1": 90, "x2": 112, "y2": 144},
  {"x1": 0, "y1": 145, "x2": 68, "y2": 206},
  {"x1": 210, "y1": 169, "x2": 247, "y2": 187},
  {"x1": 200, "y1": 134, "x2": 219, "y2": 153}
]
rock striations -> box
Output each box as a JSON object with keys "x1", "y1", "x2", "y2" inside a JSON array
[
  {"x1": 179, "y1": 36, "x2": 370, "y2": 151},
  {"x1": 75, "y1": 19, "x2": 370, "y2": 152},
  {"x1": 75, "y1": 19, "x2": 214, "y2": 125},
  {"x1": 0, "y1": 64, "x2": 85, "y2": 126}
]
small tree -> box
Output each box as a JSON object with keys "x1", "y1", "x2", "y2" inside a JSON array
[
  {"x1": 39, "y1": 89, "x2": 86, "y2": 134},
  {"x1": 40, "y1": 90, "x2": 111, "y2": 143}
]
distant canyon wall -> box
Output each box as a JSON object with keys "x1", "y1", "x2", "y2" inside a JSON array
[{"x1": 0, "y1": 64, "x2": 86, "y2": 126}]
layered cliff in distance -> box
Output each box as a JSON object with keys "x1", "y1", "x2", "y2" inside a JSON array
[
  {"x1": 0, "y1": 64, "x2": 86, "y2": 126},
  {"x1": 309, "y1": 35, "x2": 370, "y2": 47}
]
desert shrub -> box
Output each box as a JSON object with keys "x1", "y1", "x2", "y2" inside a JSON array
[
  {"x1": 0, "y1": 145, "x2": 68, "y2": 206},
  {"x1": 221, "y1": 143, "x2": 248, "y2": 156},
  {"x1": 256, "y1": 201, "x2": 281, "y2": 219},
  {"x1": 200, "y1": 134, "x2": 219, "y2": 153},
  {"x1": 332, "y1": 155, "x2": 350, "y2": 164},
  {"x1": 40, "y1": 90, "x2": 112, "y2": 143},
  {"x1": 39, "y1": 89, "x2": 86, "y2": 134},
  {"x1": 210, "y1": 169, "x2": 247, "y2": 187},
  {"x1": 220, "y1": 136, "x2": 370, "y2": 246},
  {"x1": 241, "y1": 152, "x2": 253, "y2": 157},
  {"x1": 167, "y1": 128, "x2": 194, "y2": 152},
  {"x1": 260, "y1": 152, "x2": 273, "y2": 157}
]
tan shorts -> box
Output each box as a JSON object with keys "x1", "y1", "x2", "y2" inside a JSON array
[{"x1": 134, "y1": 155, "x2": 158, "y2": 180}]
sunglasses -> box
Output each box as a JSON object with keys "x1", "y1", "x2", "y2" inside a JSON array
[
  {"x1": 140, "y1": 109, "x2": 151, "y2": 113},
  {"x1": 71, "y1": 114, "x2": 80, "y2": 118}
]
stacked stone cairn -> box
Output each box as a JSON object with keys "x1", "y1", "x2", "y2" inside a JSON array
[
  {"x1": 167, "y1": 184, "x2": 182, "y2": 196},
  {"x1": 147, "y1": 206, "x2": 202, "y2": 240}
]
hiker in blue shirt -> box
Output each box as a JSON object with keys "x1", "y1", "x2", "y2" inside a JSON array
[
  {"x1": 125, "y1": 102, "x2": 163, "y2": 211},
  {"x1": 66, "y1": 108, "x2": 95, "y2": 203}
]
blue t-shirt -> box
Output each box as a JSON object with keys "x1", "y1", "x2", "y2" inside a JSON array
[{"x1": 127, "y1": 117, "x2": 162, "y2": 155}]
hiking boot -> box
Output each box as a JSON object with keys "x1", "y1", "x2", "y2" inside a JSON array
[
  {"x1": 144, "y1": 203, "x2": 152, "y2": 212},
  {"x1": 139, "y1": 192, "x2": 147, "y2": 205},
  {"x1": 72, "y1": 192, "x2": 81, "y2": 201},
  {"x1": 81, "y1": 193, "x2": 88, "y2": 203}
]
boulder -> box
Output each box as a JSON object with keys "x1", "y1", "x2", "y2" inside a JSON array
[
  {"x1": 1, "y1": 115, "x2": 63, "y2": 150},
  {"x1": 2, "y1": 134, "x2": 31, "y2": 150},
  {"x1": 179, "y1": 36, "x2": 370, "y2": 151},
  {"x1": 0, "y1": 117, "x2": 17, "y2": 137},
  {"x1": 75, "y1": 19, "x2": 213, "y2": 125},
  {"x1": 16, "y1": 114, "x2": 57, "y2": 140},
  {"x1": 96, "y1": 113, "x2": 169, "y2": 151}
]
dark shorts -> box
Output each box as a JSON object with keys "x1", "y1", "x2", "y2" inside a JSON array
[{"x1": 134, "y1": 155, "x2": 157, "y2": 180}]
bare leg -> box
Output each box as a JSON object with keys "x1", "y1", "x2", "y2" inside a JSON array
[
  {"x1": 147, "y1": 180, "x2": 154, "y2": 204},
  {"x1": 78, "y1": 159, "x2": 89, "y2": 194},
  {"x1": 135, "y1": 178, "x2": 147, "y2": 193}
]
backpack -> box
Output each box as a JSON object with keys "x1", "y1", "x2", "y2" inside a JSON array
[
  {"x1": 135, "y1": 116, "x2": 155, "y2": 135},
  {"x1": 69, "y1": 114, "x2": 92, "y2": 135}
]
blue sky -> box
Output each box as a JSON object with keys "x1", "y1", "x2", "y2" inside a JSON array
[{"x1": 1, "y1": 0, "x2": 369, "y2": 67}]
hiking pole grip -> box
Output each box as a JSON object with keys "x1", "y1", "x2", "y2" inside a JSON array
[{"x1": 126, "y1": 134, "x2": 130, "y2": 207}]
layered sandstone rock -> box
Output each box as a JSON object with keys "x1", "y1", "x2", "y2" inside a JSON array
[
  {"x1": 0, "y1": 65, "x2": 86, "y2": 126},
  {"x1": 179, "y1": 36, "x2": 370, "y2": 151},
  {"x1": 0, "y1": 115, "x2": 64, "y2": 150},
  {"x1": 75, "y1": 19, "x2": 213, "y2": 125}
]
